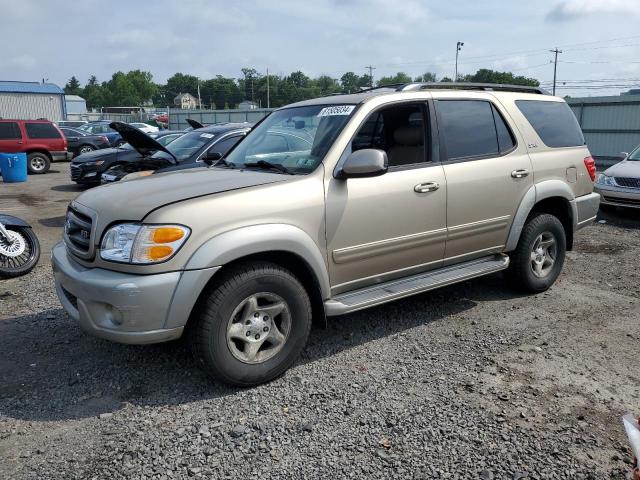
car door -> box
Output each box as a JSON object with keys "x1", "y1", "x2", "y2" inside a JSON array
[
  {"x1": 62, "y1": 128, "x2": 81, "y2": 152},
  {"x1": 0, "y1": 121, "x2": 24, "y2": 153},
  {"x1": 325, "y1": 101, "x2": 447, "y2": 294},
  {"x1": 432, "y1": 95, "x2": 533, "y2": 263}
]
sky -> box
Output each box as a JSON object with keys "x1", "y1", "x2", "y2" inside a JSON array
[{"x1": 1, "y1": 0, "x2": 640, "y2": 97}]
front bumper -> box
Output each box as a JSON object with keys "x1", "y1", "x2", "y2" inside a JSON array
[
  {"x1": 51, "y1": 150, "x2": 72, "y2": 162},
  {"x1": 594, "y1": 185, "x2": 640, "y2": 209},
  {"x1": 51, "y1": 242, "x2": 220, "y2": 344},
  {"x1": 70, "y1": 163, "x2": 101, "y2": 184}
]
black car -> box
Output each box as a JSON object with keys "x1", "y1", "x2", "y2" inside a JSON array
[
  {"x1": 70, "y1": 130, "x2": 183, "y2": 185},
  {"x1": 59, "y1": 127, "x2": 112, "y2": 157},
  {"x1": 99, "y1": 122, "x2": 252, "y2": 183}
]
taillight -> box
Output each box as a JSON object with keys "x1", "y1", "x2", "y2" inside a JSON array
[
  {"x1": 584, "y1": 156, "x2": 596, "y2": 181},
  {"x1": 99, "y1": 136, "x2": 109, "y2": 144}
]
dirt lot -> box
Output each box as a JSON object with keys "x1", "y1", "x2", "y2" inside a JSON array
[{"x1": 1, "y1": 164, "x2": 639, "y2": 479}]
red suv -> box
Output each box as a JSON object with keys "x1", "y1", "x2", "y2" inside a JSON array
[{"x1": 0, "y1": 119, "x2": 71, "y2": 174}]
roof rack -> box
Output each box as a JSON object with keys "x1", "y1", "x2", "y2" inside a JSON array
[{"x1": 397, "y1": 82, "x2": 550, "y2": 95}]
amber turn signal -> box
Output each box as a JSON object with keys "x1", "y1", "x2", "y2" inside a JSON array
[{"x1": 152, "y1": 227, "x2": 185, "y2": 244}]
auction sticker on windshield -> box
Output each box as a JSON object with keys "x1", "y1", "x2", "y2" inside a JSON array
[
  {"x1": 317, "y1": 105, "x2": 355, "y2": 117},
  {"x1": 200, "y1": 133, "x2": 215, "y2": 138}
]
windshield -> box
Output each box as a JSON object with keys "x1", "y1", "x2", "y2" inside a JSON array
[
  {"x1": 628, "y1": 147, "x2": 640, "y2": 161},
  {"x1": 152, "y1": 130, "x2": 215, "y2": 161},
  {"x1": 224, "y1": 104, "x2": 355, "y2": 174}
]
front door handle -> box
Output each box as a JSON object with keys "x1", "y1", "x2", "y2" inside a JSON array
[
  {"x1": 414, "y1": 182, "x2": 439, "y2": 193},
  {"x1": 511, "y1": 169, "x2": 529, "y2": 179}
]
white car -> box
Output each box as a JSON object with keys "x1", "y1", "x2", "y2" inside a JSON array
[{"x1": 129, "y1": 122, "x2": 159, "y2": 134}]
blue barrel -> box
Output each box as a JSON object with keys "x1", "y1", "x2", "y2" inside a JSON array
[{"x1": 0, "y1": 153, "x2": 28, "y2": 183}]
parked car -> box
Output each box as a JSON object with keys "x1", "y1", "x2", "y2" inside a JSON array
[
  {"x1": 59, "y1": 127, "x2": 111, "y2": 156},
  {"x1": 57, "y1": 120, "x2": 88, "y2": 128},
  {"x1": 153, "y1": 113, "x2": 168, "y2": 124},
  {"x1": 594, "y1": 148, "x2": 640, "y2": 209},
  {"x1": 99, "y1": 121, "x2": 251, "y2": 183},
  {"x1": 70, "y1": 130, "x2": 183, "y2": 185},
  {"x1": 0, "y1": 119, "x2": 70, "y2": 174},
  {"x1": 129, "y1": 122, "x2": 159, "y2": 134},
  {"x1": 52, "y1": 82, "x2": 600, "y2": 386},
  {"x1": 77, "y1": 121, "x2": 124, "y2": 147}
]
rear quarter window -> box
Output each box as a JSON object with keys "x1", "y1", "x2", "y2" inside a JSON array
[
  {"x1": 25, "y1": 122, "x2": 62, "y2": 139},
  {"x1": 0, "y1": 122, "x2": 21, "y2": 139},
  {"x1": 516, "y1": 100, "x2": 585, "y2": 148}
]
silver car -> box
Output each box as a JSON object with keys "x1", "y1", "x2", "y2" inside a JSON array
[{"x1": 595, "y1": 149, "x2": 640, "y2": 208}]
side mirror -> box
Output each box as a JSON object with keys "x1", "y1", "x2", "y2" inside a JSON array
[
  {"x1": 619, "y1": 152, "x2": 629, "y2": 160},
  {"x1": 202, "y1": 151, "x2": 222, "y2": 166},
  {"x1": 337, "y1": 149, "x2": 388, "y2": 179}
]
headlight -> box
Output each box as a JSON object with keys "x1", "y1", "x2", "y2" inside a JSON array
[
  {"x1": 595, "y1": 174, "x2": 616, "y2": 186},
  {"x1": 100, "y1": 223, "x2": 190, "y2": 264},
  {"x1": 84, "y1": 160, "x2": 105, "y2": 166}
]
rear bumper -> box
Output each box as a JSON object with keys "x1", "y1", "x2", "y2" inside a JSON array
[
  {"x1": 573, "y1": 192, "x2": 600, "y2": 230},
  {"x1": 51, "y1": 150, "x2": 72, "y2": 162},
  {"x1": 594, "y1": 185, "x2": 640, "y2": 209}
]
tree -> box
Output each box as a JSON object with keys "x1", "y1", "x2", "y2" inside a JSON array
[
  {"x1": 240, "y1": 67, "x2": 260, "y2": 101},
  {"x1": 440, "y1": 76, "x2": 453, "y2": 82},
  {"x1": 83, "y1": 75, "x2": 106, "y2": 109},
  {"x1": 64, "y1": 76, "x2": 82, "y2": 95},
  {"x1": 377, "y1": 72, "x2": 412, "y2": 86},
  {"x1": 340, "y1": 72, "x2": 371, "y2": 93},
  {"x1": 414, "y1": 72, "x2": 437, "y2": 82},
  {"x1": 460, "y1": 68, "x2": 539, "y2": 87},
  {"x1": 165, "y1": 73, "x2": 199, "y2": 100}
]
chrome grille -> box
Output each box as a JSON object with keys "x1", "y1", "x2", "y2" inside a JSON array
[
  {"x1": 614, "y1": 177, "x2": 640, "y2": 189},
  {"x1": 64, "y1": 207, "x2": 93, "y2": 255}
]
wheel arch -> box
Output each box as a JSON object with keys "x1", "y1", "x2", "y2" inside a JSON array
[
  {"x1": 506, "y1": 181, "x2": 577, "y2": 252},
  {"x1": 25, "y1": 148, "x2": 52, "y2": 159}
]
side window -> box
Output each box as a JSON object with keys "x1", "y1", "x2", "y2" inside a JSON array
[
  {"x1": 25, "y1": 123, "x2": 62, "y2": 139},
  {"x1": 492, "y1": 105, "x2": 515, "y2": 152},
  {"x1": 209, "y1": 135, "x2": 242, "y2": 156},
  {"x1": 352, "y1": 103, "x2": 427, "y2": 167},
  {"x1": 437, "y1": 100, "x2": 499, "y2": 160},
  {"x1": 0, "y1": 122, "x2": 22, "y2": 139},
  {"x1": 516, "y1": 100, "x2": 585, "y2": 148}
]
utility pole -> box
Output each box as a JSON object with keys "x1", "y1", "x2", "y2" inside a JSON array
[
  {"x1": 550, "y1": 47, "x2": 562, "y2": 96},
  {"x1": 365, "y1": 65, "x2": 376, "y2": 87},
  {"x1": 266, "y1": 67, "x2": 270, "y2": 108},
  {"x1": 197, "y1": 78, "x2": 202, "y2": 109},
  {"x1": 455, "y1": 41, "x2": 464, "y2": 82}
]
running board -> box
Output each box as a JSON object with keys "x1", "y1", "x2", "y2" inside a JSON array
[{"x1": 324, "y1": 254, "x2": 509, "y2": 316}]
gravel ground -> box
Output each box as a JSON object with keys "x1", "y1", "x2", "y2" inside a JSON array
[{"x1": 1, "y1": 165, "x2": 639, "y2": 479}]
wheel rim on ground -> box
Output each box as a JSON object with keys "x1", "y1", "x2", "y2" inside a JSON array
[
  {"x1": 226, "y1": 292, "x2": 291, "y2": 364},
  {"x1": 530, "y1": 231, "x2": 557, "y2": 278},
  {"x1": 30, "y1": 156, "x2": 46, "y2": 172},
  {"x1": 0, "y1": 230, "x2": 35, "y2": 271}
]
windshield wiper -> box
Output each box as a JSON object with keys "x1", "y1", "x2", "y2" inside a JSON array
[{"x1": 244, "y1": 159, "x2": 294, "y2": 175}]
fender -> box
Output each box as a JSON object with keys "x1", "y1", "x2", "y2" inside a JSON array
[
  {"x1": 504, "y1": 180, "x2": 576, "y2": 251},
  {"x1": 184, "y1": 223, "x2": 331, "y2": 299},
  {"x1": 0, "y1": 214, "x2": 31, "y2": 228}
]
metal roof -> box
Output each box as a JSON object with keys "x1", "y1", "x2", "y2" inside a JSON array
[
  {"x1": 0, "y1": 81, "x2": 64, "y2": 95},
  {"x1": 64, "y1": 94, "x2": 85, "y2": 102}
]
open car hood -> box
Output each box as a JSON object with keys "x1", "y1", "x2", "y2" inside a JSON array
[
  {"x1": 108, "y1": 121, "x2": 174, "y2": 159},
  {"x1": 185, "y1": 118, "x2": 204, "y2": 129}
]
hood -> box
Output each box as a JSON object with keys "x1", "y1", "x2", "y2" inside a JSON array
[
  {"x1": 604, "y1": 159, "x2": 640, "y2": 178},
  {"x1": 185, "y1": 118, "x2": 204, "y2": 129},
  {"x1": 109, "y1": 121, "x2": 175, "y2": 159},
  {"x1": 74, "y1": 167, "x2": 289, "y2": 229},
  {"x1": 72, "y1": 147, "x2": 120, "y2": 163}
]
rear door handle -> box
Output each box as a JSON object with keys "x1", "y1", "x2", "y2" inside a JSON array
[
  {"x1": 511, "y1": 169, "x2": 529, "y2": 179},
  {"x1": 414, "y1": 182, "x2": 439, "y2": 193}
]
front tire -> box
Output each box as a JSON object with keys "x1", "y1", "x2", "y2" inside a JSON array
[
  {"x1": 507, "y1": 213, "x2": 566, "y2": 293},
  {"x1": 190, "y1": 262, "x2": 312, "y2": 386},
  {"x1": 0, "y1": 227, "x2": 40, "y2": 278},
  {"x1": 27, "y1": 152, "x2": 50, "y2": 174}
]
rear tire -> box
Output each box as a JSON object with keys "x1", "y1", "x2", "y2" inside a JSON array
[
  {"x1": 189, "y1": 262, "x2": 312, "y2": 387},
  {"x1": 27, "y1": 152, "x2": 50, "y2": 174},
  {"x1": 507, "y1": 213, "x2": 566, "y2": 293},
  {"x1": 78, "y1": 145, "x2": 95, "y2": 155}
]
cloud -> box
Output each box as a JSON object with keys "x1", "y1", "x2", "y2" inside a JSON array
[{"x1": 547, "y1": 0, "x2": 638, "y2": 22}]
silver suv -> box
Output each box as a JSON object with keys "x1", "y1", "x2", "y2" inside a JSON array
[{"x1": 52, "y1": 83, "x2": 600, "y2": 386}]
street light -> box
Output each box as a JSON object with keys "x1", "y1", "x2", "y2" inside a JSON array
[{"x1": 455, "y1": 41, "x2": 464, "y2": 82}]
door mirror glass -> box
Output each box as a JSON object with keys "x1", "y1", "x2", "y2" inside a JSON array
[
  {"x1": 202, "y1": 150, "x2": 222, "y2": 165},
  {"x1": 338, "y1": 149, "x2": 388, "y2": 179}
]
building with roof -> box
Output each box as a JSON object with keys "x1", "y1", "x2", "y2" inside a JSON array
[
  {"x1": 64, "y1": 94, "x2": 87, "y2": 114},
  {"x1": 174, "y1": 92, "x2": 198, "y2": 109},
  {"x1": 238, "y1": 100, "x2": 259, "y2": 110},
  {"x1": 0, "y1": 81, "x2": 66, "y2": 120}
]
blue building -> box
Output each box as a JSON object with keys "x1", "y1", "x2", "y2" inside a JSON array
[{"x1": 0, "y1": 81, "x2": 66, "y2": 120}]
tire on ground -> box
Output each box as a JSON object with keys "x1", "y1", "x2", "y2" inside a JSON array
[
  {"x1": 507, "y1": 213, "x2": 566, "y2": 293},
  {"x1": 189, "y1": 261, "x2": 312, "y2": 386},
  {"x1": 27, "y1": 152, "x2": 51, "y2": 174}
]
